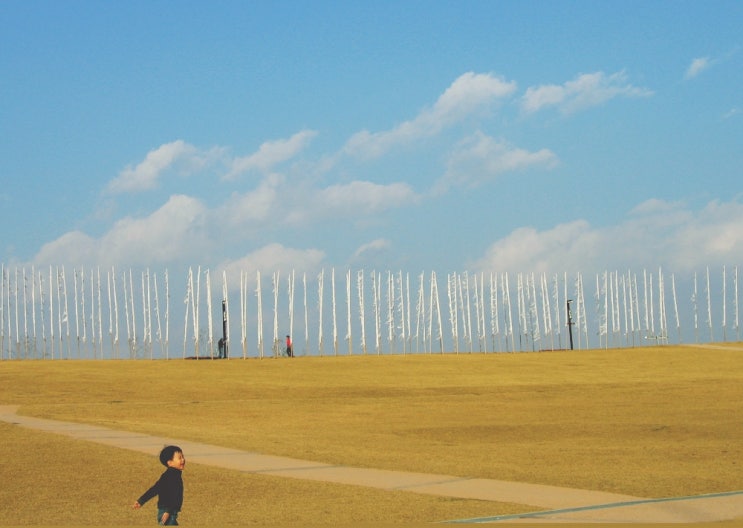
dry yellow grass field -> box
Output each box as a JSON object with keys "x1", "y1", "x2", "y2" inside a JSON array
[{"x1": 1, "y1": 344, "x2": 742, "y2": 525}]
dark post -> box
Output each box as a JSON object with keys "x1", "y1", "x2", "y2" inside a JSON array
[
  {"x1": 566, "y1": 299, "x2": 574, "y2": 350},
  {"x1": 221, "y1": 299, "x2": 228, "y2": 358}
]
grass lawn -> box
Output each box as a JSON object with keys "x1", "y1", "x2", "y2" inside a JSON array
[{"x1": 1, "y1": 344, "x2": 742, "y2": 524}]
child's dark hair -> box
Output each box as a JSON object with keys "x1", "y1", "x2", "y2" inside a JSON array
[{"x1": 159, "y1": 445, "x2": 182, "y2": 466}]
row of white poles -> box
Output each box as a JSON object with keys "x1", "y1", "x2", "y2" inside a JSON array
[{"x1": 0, "y1": 264, "x2": 739, "y2": 359}]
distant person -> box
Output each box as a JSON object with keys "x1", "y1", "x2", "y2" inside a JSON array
[
  {"x1": 133, "y1": 445, "x2": 185, "y2": 525},
  {"x1": 285, "y1": 335, "x2": 293, "y2": 357},
  {"x1": 218, "y1": 337, "x2": 225, "y2": 359}
]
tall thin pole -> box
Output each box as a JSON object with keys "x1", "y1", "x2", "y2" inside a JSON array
[{"x1": 566, "y1": 299, "x2": 574, "y2": 350}]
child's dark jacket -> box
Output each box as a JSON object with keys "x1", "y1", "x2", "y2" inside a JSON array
[{"x1": 137, "y1": 467, "x2": 183, "y2": 515}]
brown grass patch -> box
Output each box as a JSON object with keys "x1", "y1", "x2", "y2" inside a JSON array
[{"x1": 1, "y1": 344, "x2": 742, "y2": 524}]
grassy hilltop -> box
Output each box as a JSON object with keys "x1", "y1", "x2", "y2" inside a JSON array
[{"x1": 1, "y1": 344, "x2": 742, "y2": 524}]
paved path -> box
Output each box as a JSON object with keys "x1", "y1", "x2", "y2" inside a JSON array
[{"x1": 2, "y1": 404, "x2": 742, "y2": 523}]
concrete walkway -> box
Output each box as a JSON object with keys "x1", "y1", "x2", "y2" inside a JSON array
[{"x1": 2, "y1": 404, "x2": 742, "y2": 524}]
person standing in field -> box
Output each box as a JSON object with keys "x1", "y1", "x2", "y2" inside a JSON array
[
  {"x1": 133, "y1": 445, "x2": 185, "y2": 525},
  {"x1": 285, "y1": 335, "x2": 293, "y2": 357}
]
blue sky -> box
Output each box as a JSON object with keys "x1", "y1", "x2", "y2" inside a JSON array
[
  {"x1": 1, "y1": 2, "x2": 742, "y2": 353},
  {"x1": 2, "y1": 1, "x2": 741, "y2": 279}
]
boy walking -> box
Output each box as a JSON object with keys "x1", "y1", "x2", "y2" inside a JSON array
[{"x1": 133, "y1": 445, "x2": 185, "y2": 525}]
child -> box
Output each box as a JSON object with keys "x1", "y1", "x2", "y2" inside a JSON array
[{"x1": 133, "y1": 445, "x2": 185, "y2": 525}]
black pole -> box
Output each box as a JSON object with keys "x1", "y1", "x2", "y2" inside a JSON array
[
  {"x1": 566, "y1": 299, "x2": 574, "y2": 351},
  {"x1": 221, "y1": 299, "x2": 228, "y2": 358}
]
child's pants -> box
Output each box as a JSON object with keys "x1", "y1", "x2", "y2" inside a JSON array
[{"x1": 157, "y1": 508, "x2": 178, "y2": 525}]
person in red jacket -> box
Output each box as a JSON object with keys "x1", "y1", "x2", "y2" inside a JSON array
[{"x1": 285, "y1": 335, "x2": 293, "y2": 357}]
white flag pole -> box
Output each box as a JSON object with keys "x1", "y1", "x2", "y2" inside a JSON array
[
  {"x1": 722, "y1": 265, "x2": 727, "y2": 342},
  {"x1": 303, "y1": 272, "x2": 308, "y2": 354},
  {"x1": 706, "y1": 266, "x2": 713, "y2": 342},
  {"x1": 345, "y1": 269, "x2": 351, "y2": 355},
  {"x1": 671, "y1": 272, "x2": 680, "y2": 343},
  {"x1": 164, "y1": 269, "x2": 169, "y2": 359},
  {"x1": 154, "y1": 272, "x2": 163, "y2": 358},
  {"x1": 240, "y1": 271, "x2": 247, "y2": 358},
  {"x1": 447, "y1": 273, "x2": 457, "y2": 353},
  {"x1": 272, "y1": 271, "x2": 279, "y2": 357},
  {"x1": 503, "y1": 272, "x2": 514, "y2": 352},
  {"x1": 23, "y1": 267, "x2": 29, "y2": 358},
  {"x1": 288, "y1": 270, "x2": 294, "y2": 355},
  {"x1": 357, "y1": 270, "x2": 366, "y2": 354},
  {"x1": 331, "y1": 268, "x2": 337, "y2": 355},
  {"x1": 387, "y1": 271, "x2": 394, "y2": 353},
  {"x1": 123, "y1": 270, "x2": 132, "y2": 358},
  {"x1": 0, "y1": 264, "x2": 4, "y2": 359},
  {"x1": 33, "y1": 267, "x2": 40, "y2": 357},
  {"x1": 406, "y1": 272, "x2": 412, "y2": 354},
  {"x1": 318, "y1": 269, "x2": 324, "y2": 356},
  {"x1": 397, "y1": 270, "x2": 405, "y2": 354},
  {"x1": 183, "y1": 268, "x2": 192, "y2": 358},
  {"x1": 112, "y1": 267, "x2": 120, "y2": 358},
  {"x1": 256, "y1": 271, "x2": 264, "y2": 358},
  {"x1": 206, "y1": 269, "x2": 214, "y2": 358},
  {"x1": 223, "y1": 270, "x2": 229, "y2": 359},
  {"x1": 735, "y1": 266, "x2": 740, "y2": 341},
  {"x1": 73, "y1": 268, "x2": 80, "y2": 357},
  {"x1": 62, "y1": 267, "x2": 71, "y2": 358},
  {"x1": 433, "y1": 272, "x2": 443, "y2": 353},
  {"x1": 50, "y1": 266, "x2": 56, "y2": 359},
  {"x1": 14, "y1": 267, "x2": 19, "y2": 358},
  {"x1": 692, "y1": 271, "x2": 699, "y2": 343},
  {"x1": 415, "y1": 272, "x2": 424, "y2": 353},
  {"x1": 39, "y1": 270, "x2": 47, "y2": 358},
  {"x1": 477, "y1": 273, "x2": 485, "y2": 352}
]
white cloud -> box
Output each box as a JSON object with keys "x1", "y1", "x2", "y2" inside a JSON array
[
  {"x1": 220, "y1": 176, "x2": 419, "y2": 232},
  {"x1": 106, "y1": 140, "x2": 223, "y2": 194},
  {"x1": 222, "y1": 174, "x2": 283, "y2": 228},
  {"x1": 437, "y1": 132, "x2": 558, "y2": 192},
  {"x1": 219, "y1": 243, "x2": 325, "y2": 280},
  {"x1": 225, "y1": 129, "x2": 317, "y2": 180},
  {"x1": 353, "y1": 239, "x2": 391, "y2": 259},
  {"x1": 344, "y1": 72, "x2": 517, "y2": 159},
  {"x1": 471, "y1": 220, "x2": 600, "y2": 274},
  {"x1": 472, "y1": 198, "x2": 743, "y2": 275},
  {"x1": 434, "y1": 71, "x2": 517, "y2": 123},
  {"x1": 33, "y1": 230, "x2": 98, "y2": 267},
  {"x1": 33, "y1": 168, "x2": 420, "y2": 270},
  {"x1": 521, "y1": 71, "x2": 653, "y2": 115},
  {"x1": 684, "y1": 57, "x2": 710, "y2": 79},
  {"x1": 315, "y1": 181, "x2": 419, "y2": 215},
  {"x1": 34, "y1": 194, "x2": 210, "y2": 268},
  {"x1": 722, "y1": 107, "x2": 739, "y2": 120}
]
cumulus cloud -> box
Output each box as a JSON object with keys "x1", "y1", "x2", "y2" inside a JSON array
[
  {"x1": 33, "y1": 172, "x2": 419, "y2": 271},
  {"x1": 219, "y1": 243, "x2": 325, "y2": 280},
  {"x1": 436, "y1": 131, "x2": 558, "y2": 192},
  {"x1": 684, "y1": 57, "x2": 711, "y2": 79},
  {"x1": 344, "y1": 72, "x2": 517, "y2": 159},
  {"x1": 521, "y1": 71, "x2": 653, "y2": 115},
  {"x1": 315, "y1": 181, "x2": 419, "y2": 215},
  {"x1": 471, "y1": 220, "x2": 599, "y2": 274},
  {"x1": 106, "y1": 140, "x2": 223, "y2": 194},
  {"x1": 225, "y1": 129, "x2": 318, "y2": 180},
  {"x1": 221, "y1": 177, "x2": 419, "y2": 232},
  {"x1": 222, "y1": 174, "x2": 283, "y2": 229},
  {"x1": 472, "y1": 198, "x2": 743, "y2": 275},
  {"x1": 34, "y1": 194, "x2": 210, "y2": 268}
]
